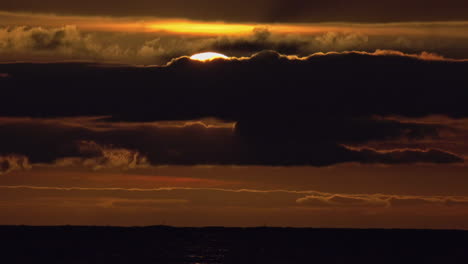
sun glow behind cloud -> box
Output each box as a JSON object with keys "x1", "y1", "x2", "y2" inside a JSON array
[
  {"x1": 190, "y1": 52, "x2": 229, "y2": 61},
  {"x1": 146, "y1": 21, "x2": 255, "y2": 35}
]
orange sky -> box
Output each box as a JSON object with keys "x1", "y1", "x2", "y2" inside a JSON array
[{"x1": 3, "y1": 11, "x2": 468, "y2": 37}]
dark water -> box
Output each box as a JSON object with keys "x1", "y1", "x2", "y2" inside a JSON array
[{"x1": 2, "y1": 226, "x2": 468, "y2": 263}]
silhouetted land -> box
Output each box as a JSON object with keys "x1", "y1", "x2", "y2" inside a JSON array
[{"x1": 2, "y1": 226, "x2": 468, "y2": 263}]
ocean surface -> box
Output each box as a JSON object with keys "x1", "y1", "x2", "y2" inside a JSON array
[{"x1": 2, "y1": 226, "x2": 468, "y2": 263}]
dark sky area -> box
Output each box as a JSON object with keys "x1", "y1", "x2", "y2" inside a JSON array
[{"x1": 2, "y1": 0, "x2": 468, "y2": 22}]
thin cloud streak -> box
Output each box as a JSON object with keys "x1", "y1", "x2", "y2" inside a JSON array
[{"x1": 1, "y1": 185, "x2": 468, "y2": 209}]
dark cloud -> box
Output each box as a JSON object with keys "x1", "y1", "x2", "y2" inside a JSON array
[
  {"x1": 0, "y1": 51, "x2": 467, "y2": 166},
  {"x1": 0, "y1": 118, "x2": 239, "y2": 165},
  {"x1": 1, "y1": 50, "x2": 468, "y2": 120},
  {"x1": 0, "y1": 117, "x2": 462, "y2": 167}
]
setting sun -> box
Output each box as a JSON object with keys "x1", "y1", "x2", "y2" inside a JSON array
[
  {"x1": 190, "y1": 52, "x2": 229, "y2": 61},
  {"x1": 3, "y1": 0, "x2": 468, "y2": 260}
]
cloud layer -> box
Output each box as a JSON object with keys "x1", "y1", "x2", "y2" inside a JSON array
[
  {"x1": 0, "y1": 116, "x2": 463, "y2": 170},
  {"x1": 2, "y1": 18, "x2": 468, "y2": 63},
  {"x1": 0, "y1": 51, "x2": 467, "y2": 167}
]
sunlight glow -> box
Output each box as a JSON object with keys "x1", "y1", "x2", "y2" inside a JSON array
[
  {"x1": 147, "y1": 21, "x2": 254, "y2": 35},
  {"x1": 190, "y1": 52, "x2": 229, "y2": 61}
]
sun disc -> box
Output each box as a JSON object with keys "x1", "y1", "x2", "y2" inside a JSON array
[{"x1": 190, "y1": 52, "x2": 228, "y2": 61}]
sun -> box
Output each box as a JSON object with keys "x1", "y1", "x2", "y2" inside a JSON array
[{"x1": 190, "y1": 52, "x2": 229, "y2": 61}]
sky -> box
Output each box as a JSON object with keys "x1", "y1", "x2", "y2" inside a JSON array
[{"x1": 1, "y1": 1, "x2": 468, "y2": 229}]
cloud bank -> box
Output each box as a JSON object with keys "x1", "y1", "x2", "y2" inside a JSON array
[
  {"x1": 1, "y1": 51, "x2": 468, "y2": 167},
  {"x1": 0, "y1": 116, "x2": 463, "y2": 171}
]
